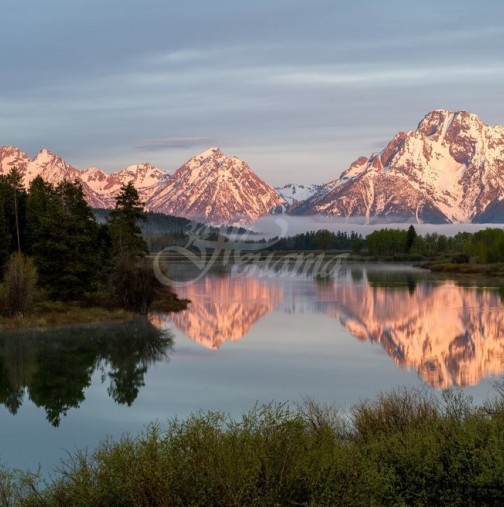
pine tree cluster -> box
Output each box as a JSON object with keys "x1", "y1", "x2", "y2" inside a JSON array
[{"x1": 0, "y1": 169, "x2": 159, "y2": 314}]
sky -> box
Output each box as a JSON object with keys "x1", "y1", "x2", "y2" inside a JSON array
[{"x1": 1, "y1": 0, "x2": 504, "y2": 185}]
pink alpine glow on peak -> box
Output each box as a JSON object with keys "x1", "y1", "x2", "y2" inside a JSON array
[
  {"x1": 146, "y1": 148, "x2": 285, "y2": 225},
  {"x1": 293, "y1": 110, "x2": 504, "y2": 224}
]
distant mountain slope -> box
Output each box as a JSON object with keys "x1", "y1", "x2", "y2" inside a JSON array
[
  {"x1": 0, "y1": 146, "x2": 109, "y2": 208},
  {"x1": 82, "y1": 163, "x2": 167, "y2": 203},
  {"x1": 146, "y1": 148, "x2": 285, "y2": 225},
  {"x1": 293, "y1": 110, "x2": 504, "y2": 223},
  {"x1": 0, "y1": 145, "x2": 168, "y2": 209},
  {"x1": 473, "y1": 199, "x2": 504, "y2": 223},
  {"x1": 275, "y1": 183, "x2": 322, "y2": 206}
]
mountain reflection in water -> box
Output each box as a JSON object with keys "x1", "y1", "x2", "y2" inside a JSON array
[
  {"x1": 150, "y1": 275, "x2": 283, "y2": 349},
  {"x1": 0, "y1": 319, "x2": 173, "y2": 426},
  {"x1": 152, "y1": 265, "x2": 504, "y2": 388}
]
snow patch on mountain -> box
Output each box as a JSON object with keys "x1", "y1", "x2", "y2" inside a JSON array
[{"x1": 275, "y1": 183, "x2": 322, "y2": 206}]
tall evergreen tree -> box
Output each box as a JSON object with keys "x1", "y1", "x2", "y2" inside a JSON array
[
  {"x1": 107, "y1": 184, "x2": 156, "y2": 313},
  {"x1": 55, "y1": 181, "x2": 102, "y2": 297},
  {"x1": 25, "y1": 176, "x2": 54, "y2": 254},
  {"x1": 406, "y1": 225, "x2": 417, "y2": 254},
  {"x1": 107, "y1": 182, "x2": 148, "y2": 258},
  {"x1": 0, "y1": 196, "x2": 10, "y2": 275}
]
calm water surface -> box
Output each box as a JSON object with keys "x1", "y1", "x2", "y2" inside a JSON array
[{"x1": 1, "y1": 262, "x2": 503, "y2": 474}]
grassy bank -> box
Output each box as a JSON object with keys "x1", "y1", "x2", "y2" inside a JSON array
[
  {"x1": 420, "y1": 261, "x2": 504, "y2": 277},
  {"x1": 0, "y1": 289, "x2": 189, "y2": 331},
  {"x1": 0, "y1": 302, "x2": 137, "y2": 330},
  {"x1": 2, "y1": 386, "x2": 504, "y2": 506}
]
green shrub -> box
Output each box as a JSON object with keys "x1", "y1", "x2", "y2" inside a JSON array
[
  {"x1": 3, "y1": 387, "x2": 504, "y2": 506},
  {"x1": 3, "y1": 253, "x2": 37, "y2": 318}
]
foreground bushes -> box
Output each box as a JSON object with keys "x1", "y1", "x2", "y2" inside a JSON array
[{"x1": 3, "y1": 387, "x2": 504, "y2": 506}]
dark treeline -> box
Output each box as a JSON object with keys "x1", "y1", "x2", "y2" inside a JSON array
[
  {"x1": 95, "y1": 210, "x2": 227, "y2": 253},
  {"x1": 240, "y1": 226, "x2": 504, "y2": 262},
  {"x1": 138, "y1": 213, "x2": 255, "y2": 253},
  {"x1": 94, "y1": 208, "x2": 194, "y2": 235},
  {"x1": 254, "y1": 225, "x2": 504, "y2": 262},
  {"x1": 366, "y1": 225, "x2": 504, "y2": 262},
  {"x1": 264, "y1": 229, "x2": 364, "y2": 251},
  {"x1": 0, "y1": 168, "x2": 183, "y2": 318},
  {"x1": 141, "y1": 213, "x2": 210, "y2": 253}
]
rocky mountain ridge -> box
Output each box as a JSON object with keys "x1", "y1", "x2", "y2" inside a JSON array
[
  {"x1": 293, "y1": 110, "x2": 504, "y2": 223},
  {"x1": 0, "y1": 145, "x2": 167, "y2": 209},
  {"x1": 274, "y1": 183, "x2": 323, "y2": 206},
  {"x1": 2, "y1": 109, "x2": 504, "y2": 224},
  {"x1": 146, "y1": 148, "x2": 284, "y2": 225},
  {"x1": 0, "y1": 145, "x2": 284, "y2": 225}
]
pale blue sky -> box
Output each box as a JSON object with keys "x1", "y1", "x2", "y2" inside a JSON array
[{"x1": 1, "y1": 0, "x2": 503, "y2": 184}]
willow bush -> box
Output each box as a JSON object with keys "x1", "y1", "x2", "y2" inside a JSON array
[{"x1": 2, "y1": 387, "x2": 504, "y2": 506}]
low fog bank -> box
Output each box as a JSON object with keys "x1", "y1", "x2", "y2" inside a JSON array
[{"x1": 249, "y1": 215, "x2": 503, "y2": 239}]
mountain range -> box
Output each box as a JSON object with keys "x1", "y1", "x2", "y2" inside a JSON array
[{"x1": 1, "y1": 109, "x2": 504, "y2": 225}]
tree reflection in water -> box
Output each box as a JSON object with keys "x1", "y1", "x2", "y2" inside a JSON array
[{"x1": 0, "y1": 319, "x2": 173, "y2": 426}]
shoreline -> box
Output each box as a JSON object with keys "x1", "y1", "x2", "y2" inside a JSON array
[
  {"x1": 0, "y1": 305, "x2": 138, "y2": 331},
  {"x1": 0, "y1": 292, "x2": 190, "y2": 331}
]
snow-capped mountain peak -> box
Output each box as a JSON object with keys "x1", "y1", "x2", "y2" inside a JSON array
[
  {"x1": 118, "y1": 163, "x2": 166, "y2": 185},
  {"x1": 194, "y1": 147, "x2": 221, "y2": 160},
  {"x1": 294, "y1": 110, "x2": 504, "y2": 224},
  {"x1": 147, "y1": 147, "x2": 285, "y2": 225},
  {"x1": 0, "y1": 145, "x2": 31, "y2": 175}
]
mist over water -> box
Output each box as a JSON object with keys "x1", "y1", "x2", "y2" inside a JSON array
[{"x1": 251, "y1": 215, "x2": 502, "y2": 238}]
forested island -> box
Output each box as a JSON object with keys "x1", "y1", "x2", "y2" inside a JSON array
[{"x1": 0, "y1": 168, "x2": 187, "y2": 328}]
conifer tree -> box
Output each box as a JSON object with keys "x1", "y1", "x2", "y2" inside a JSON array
[
  {"x1": 107, "y1": 183, "x2": 155, "y2": 313},
  {"x1": 107, "y1": 182, "x2": 148, "y2": 258},
  {"x1": 406, "y1": 225, "x2": 417, "y2": 253},
  {"x1": 0, "y1": 196, "x2": 10, "y2": 275},
  {"x1": 25, "y1": 176, "x2": 54, "y2": 254}
]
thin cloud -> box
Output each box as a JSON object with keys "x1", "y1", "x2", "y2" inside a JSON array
[
  {"x1": 270, "y1": 64, "x2": 504, "y2": 88},
  {"x1": 134, "y1": 136, "x2": 216, "y2": 150}
]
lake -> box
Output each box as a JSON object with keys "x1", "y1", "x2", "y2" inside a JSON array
[{"x1": 1, "y1": 261, "x2": 503, "y2": 475}]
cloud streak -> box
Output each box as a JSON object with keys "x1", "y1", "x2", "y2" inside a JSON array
[{"x1": 134, "y1": 137, "x2": 217, "y2": 150}]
